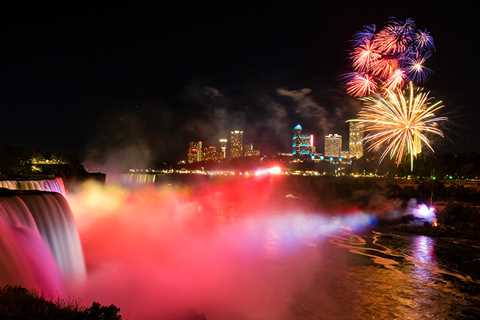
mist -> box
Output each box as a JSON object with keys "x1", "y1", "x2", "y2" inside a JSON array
[{"x1": 67, "y1": 178, "x2": 373, "y2": 319}]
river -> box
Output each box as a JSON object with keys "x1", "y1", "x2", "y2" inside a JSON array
[{"x1": 292, "y1": 231, "x2": 480, "y2": 320}]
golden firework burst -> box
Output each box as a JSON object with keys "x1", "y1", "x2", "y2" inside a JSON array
[{"x1": 350, "y1": 82, "x2": 447, "y2": 170}]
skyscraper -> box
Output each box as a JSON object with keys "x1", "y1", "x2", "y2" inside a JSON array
[
  {"x1": 203, "y1": 145, "x2": 217, "y2": 161},
  {"x1": 310, "y1": 134, "x2": 316, "y2": 153},
  {"x1": 292, "y1": 124, "x2": 313, "y2": 157},
  {"x1": 187, "y1": 141, "x2": 203, "y2": 163},
  {"x1": 244, "y1": 143, "x2": 260, "y2": 157},
  {"x1": 230, "y1": 130, "x2": 243, "y2": 159},
  {"x1": 218, "y1": 138, "x2": 228, "y2": 160},
  {"x1": 324, "y1": 134, "x2": 342, "y2": 157},
  {"x1": 349, "y1": 122, "x2": 364, "y2": 159}
]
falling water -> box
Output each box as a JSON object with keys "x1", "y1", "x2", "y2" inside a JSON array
[
  {"x1": 0, "y1": 217, "x2": 63, "y2": 297},
  {"x1": 0, "y1": 189, "x2": 85, "y2": 297},
  {"x1": 0, "y1": 177, "x2": 66, "y2": 195}
]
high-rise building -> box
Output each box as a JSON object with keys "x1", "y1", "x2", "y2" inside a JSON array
[
  {"x1": 203, "y1": 145, "x2": 217, "y2": 162},
  {"x1": 349, "y1": 122, "x2": 364, "y2": 159},
  {"x1": 218, "y1": 138, "x2": 228, "y2": 160},
  {"x1": 292, "y1": 124, "x2": 313, "y2": 157},
  {"x1": 244, "y1": 143, "x2": 260, "y2": 157},
  {"x1": 187, "y1": 141, "x2": 203, "y2": 163},
  {"x1": 324, "y1": 134, "x2": 342, "y2": 157},
  {"x1": 230, "y1": 130, "x2": 243, "y2": 159},
  {"x1": 310, "y1": 134, "x2": 316, "y2": 153}
]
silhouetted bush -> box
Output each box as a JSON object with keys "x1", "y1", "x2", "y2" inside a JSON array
[
  {"x1": 0, "y1": 286, "x2": 210, "y2": 320},
  {"x1": 0, "y1": 286, "x2": 121, "y2": 320}
]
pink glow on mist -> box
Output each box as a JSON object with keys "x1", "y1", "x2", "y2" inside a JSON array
[{"x1": 67, "y1": 179, "x2": 372, "y2": 319}]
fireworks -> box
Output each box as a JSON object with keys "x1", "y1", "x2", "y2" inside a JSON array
[
  {"x1": 346, "y1": 18, "x2": 434, "y2": 97},
  {"x1": 350, "y1": 82, "x2": 447, "y2": 170},
  {"x1": 345, "y1": 18, "x2": 447, "y2": 170},
  {"x1": 345, "y1": 73, "x2": 377, "y2": 97}
]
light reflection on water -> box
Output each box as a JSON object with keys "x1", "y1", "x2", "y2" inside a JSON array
[
  {"x1": 412, "y1": 235, "x2": 436, "y2": 282},
  {"x1": 293, "y1": 232, "x2": 480, "y2": 320},
  {"x1": 413, "y1": 235, "x2": 435, "y2": 264}
]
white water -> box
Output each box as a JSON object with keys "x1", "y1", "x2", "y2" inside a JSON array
[{"x1": 0, "y1": 177, "x2": 66, "y2": 195}]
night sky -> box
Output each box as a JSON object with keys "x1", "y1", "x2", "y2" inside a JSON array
[{"x1": 1, "y1": 2, "x2": 477, "y2": 167}]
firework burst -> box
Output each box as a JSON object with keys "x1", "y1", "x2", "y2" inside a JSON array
[
  {"x1": 405, "y1": 56, "x2": 431, "y2": 83},
  {"x1": 350, "y1": 82, "x2": 447, "y2": 170},
  {"x1": 351, "y1": 40, "x2": 381, "y2": 71},
  {"x1": 345, "y1": 73, "x2": 378, "y2": 97},
  {"x1": 346, "y1": 18, "x2": 434, "y2": 96},
  {"x1": 383, "y1": 68, "x2": 406, "y2": 91}
]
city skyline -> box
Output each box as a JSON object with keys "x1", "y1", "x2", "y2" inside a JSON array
[
  {"x1": 1, "y1": 3, "x2": 476, "y2": 166},
  {"x1": 185, "y1": 121, "x2": 363, "y2": 164}
]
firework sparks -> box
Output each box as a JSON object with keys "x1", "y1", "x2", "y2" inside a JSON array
[
  {"x1": 351, "y1": 40, "x2": 381, "y2": 71},
  {"x1": 416, "y1": 30, "x2": 435, "y2": 51},
  {"x1": 350, "y1": 82, "x2": 447, "y2": 170},
  {"x1": 353, "y1": 24, "x2": 376, "y2": 46},
  {"x1": 374, "y1": 18, "x2": 415, "y2": 54},
  {"x1": 406, "y1": 56, "x2": 431, "y2": 83},
  {"x1": 383, "y1": 68, "x2": 406, "y2": 91},
  {"x1": 371, "y1": 57, "x2": 399, "y2": 79},
  {"x1": 346, "y1": 18, "x2": 434, "y2": 96},
  {"x1": 345, "y1": 73, "x2": 378, "y2": 97}
]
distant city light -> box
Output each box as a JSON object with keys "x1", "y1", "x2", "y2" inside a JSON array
[
  {"x1": 187, "y1": 141, "x2": 203, "y2": 163},
  {"x1": 324, "y1": 134, "x2": 342, "y2": 158},
  {"x1": 349, "y1": 122, "x2": 364, "y2": 159},
  {"x1": 218, "y1": 138, "x2": 228, "y2": 160},
  {"x1": 254, "y1": 166, "x2": 282, "y2": 176},
  {"x1": 291, "y1": 124, "x2": 315, "y2": 157},
  {"x1": 230, "y1": 130, "x2": 244, "y2": 159}
]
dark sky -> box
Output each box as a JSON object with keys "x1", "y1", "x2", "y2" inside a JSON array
[{"x1": 0, "y1": 2, "x2": 477, "y2": 167}]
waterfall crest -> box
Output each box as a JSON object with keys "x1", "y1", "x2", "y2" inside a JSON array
[{"x1": 0, "y1": 177, "x2": 66, "y2": 195}]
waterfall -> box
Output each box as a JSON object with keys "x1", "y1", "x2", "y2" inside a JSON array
[
  {"x1": 0, "y1": 177, "x2": 66, "y2": 195},
  {"x1": 122, "y1": 173, "x2": 157, "y2": 185},
  {"x1": 0, "y1": 217, "x2": 63, "y2": 298},
  {"x1": 0, "y1": 190, "x2": 85, "y2": 296}
]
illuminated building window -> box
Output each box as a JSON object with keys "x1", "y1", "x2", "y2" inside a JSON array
[
  {"x1": 202, "y1": 145, "x2": 217, "y2": 162},
  {"x1": 187, "y1": 141, "x2": 203, "y2": 163},
  {"x1": 349, "y1": 122, "x2": 364, "y2": 159},
  {"x1": 244, "y1": 143, "x2": 260, "y2": 157},
  {"x1": 230, "y1": 130, "x2": 243, "y2": 159},
  {"x1": 292, "y1": 124, "x2": 314, "y2": 157},
  {"x1": 324, "y1": 134, "x2": 342, "y2": 157},
  {"x1": 218, "y1": 138, "x2": 228, "y2": 160}
]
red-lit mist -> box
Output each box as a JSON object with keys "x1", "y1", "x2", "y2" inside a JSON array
[{"x1": 66, "y1": 176, "x2": 372, "y2": 319}]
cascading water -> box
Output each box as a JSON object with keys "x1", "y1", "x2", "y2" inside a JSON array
[
  {"x1": 0, "y1": 177, "x2": 66, "y2": 195},
  {"x1": 0, "y1": 189, "x2": 85, "y2": 297},
  {"x1": 0, "y1": 217, "x2": 63, "y2": 298},
  {"x1": 19, "y1": 192, "x2": 86, "y2": 279}
]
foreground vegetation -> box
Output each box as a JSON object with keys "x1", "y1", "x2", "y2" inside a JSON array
[
  {"x1": 0, "y1": 286, "x2": 209, "y2": 320},
  {"x1": 0, "y1": 286, "x2": 121, "y2": 320}
]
